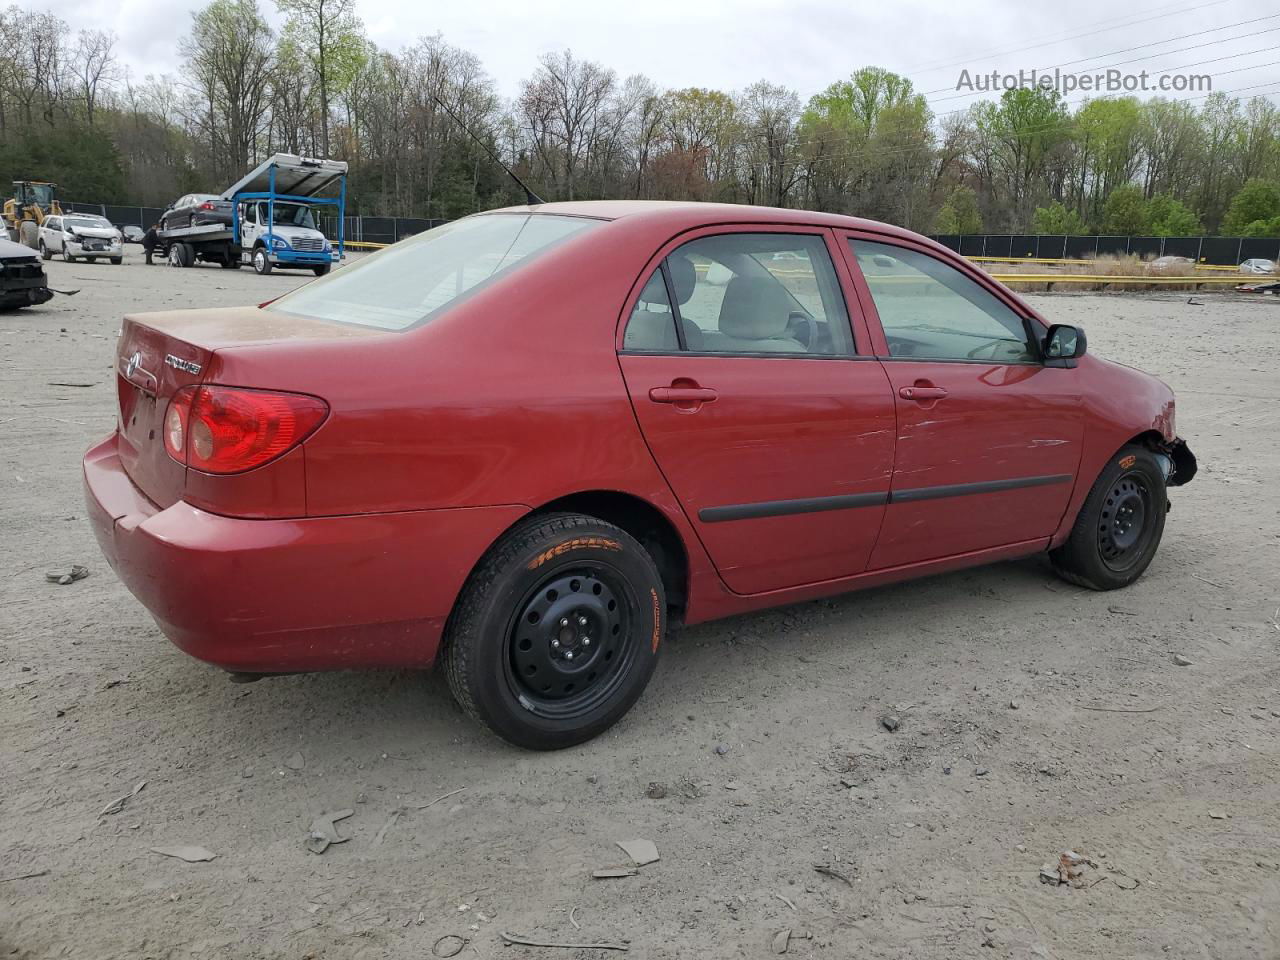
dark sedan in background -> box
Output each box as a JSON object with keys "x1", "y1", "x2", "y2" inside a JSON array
[{"x1": 159, "y1": 194, "x2": 234, "y2": 230}]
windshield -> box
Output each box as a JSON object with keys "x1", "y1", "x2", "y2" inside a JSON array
[
  {"x1": 29, "y1": 184, "x2": 54, "y2": 206},
  {"x1": 269, "y1": 203, "x2": 316, "y2": 229},
  {"x1": 65, "y1": 217, "x2": 109, "y2": 229},
  {"x1": 267, "y1": 214, "x2": 600, "y2": 331}
]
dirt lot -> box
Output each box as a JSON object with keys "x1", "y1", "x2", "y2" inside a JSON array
[{"x1": 2, "y1": 254, "x2": 1278, "y2": 959}]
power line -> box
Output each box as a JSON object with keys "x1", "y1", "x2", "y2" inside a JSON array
[
  {"x1": 919, "y1": 18, "x2": 1280, "y2": 97},
  {"x1": 897, "y1": 0, "x2": 1238, "y2": 75}
]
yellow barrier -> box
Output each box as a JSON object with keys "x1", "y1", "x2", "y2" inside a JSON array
[
  {"x1": 990, "y1": 274, "x2": 1247, "y2": 288},
  {"x1": 343, "y1": 240, "x2": 388, "y2": 250},
  {"x1": 968, "y1": 255, "x2": 1239, "y2": 272}
]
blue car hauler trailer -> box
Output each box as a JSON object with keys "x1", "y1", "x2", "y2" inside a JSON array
[{"x1": 158, "y1": 154, "x2": 347, "y2": 275}]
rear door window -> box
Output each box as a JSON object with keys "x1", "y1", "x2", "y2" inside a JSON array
[{"x1": 623, "y1": 233, "x2": 854, "y2": 356}]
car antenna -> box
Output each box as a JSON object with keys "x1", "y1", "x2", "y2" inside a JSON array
[{"x1": 432, "y1": 95, "x2": 545, "y2": 206}]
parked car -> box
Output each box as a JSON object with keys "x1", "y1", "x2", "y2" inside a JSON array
[
  {"x1": 1238, "y1": 258, "x2": 1277, "y2": 275},
  {"x1": 0, "y1": 234, "x2": 53, "y2": 308},
  {"x1": 159, "y1": 194, "x2": 234, "y2": 230},
  {"x1": 84, "y1": 201, "x2": 1197, "y2": 749},
  {"x1": 38, "y1": 213, "x2": 123, "y2": 264},
  {"x1": 1147, "y1": 255, "x2": 1193, "y2": 273},
  {"x1": 121, "y1": 225, "x2": 145, "y2": 244}
]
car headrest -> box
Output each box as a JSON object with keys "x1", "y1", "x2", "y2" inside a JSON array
[
  {"x1": 667, "y1": 255, "x2": 696, "y2": 304},
  {"x1": 718, "y1": 276, "x2": 793, "y2": 340}
]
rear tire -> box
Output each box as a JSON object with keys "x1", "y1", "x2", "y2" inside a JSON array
[
  {"x1": 18, "y1": 220, "x2": 37, "y2": 248},
  {"x1": 1050, "y1": 445, "x2": 1167, "y2": 591},
  {"x1": 443, "y1": 513, "x2": 665, "y2": 750},
  {"x1": 111, "y1": 257, "x2": 122, "y2": 265}
]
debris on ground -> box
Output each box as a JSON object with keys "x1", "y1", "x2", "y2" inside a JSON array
[
  {"x1": 284, "y1": 751, "x2": 305, "y2": 770},
  {"x1": 304, "y1": 809, "x2": 354, "y2": 854},
  {"x1": 372, "y1": 807, "x2": 402, "y2": 845},
  {"x1": 501, "y1": 931, "x2": 629, "y2": 951},
  {"x1": 714, "y1": 743, "x2": 730, "y2": 755},
  {"x1": 592, "y1": 868, "x2": 638, "y2": 879},
  {"x1": 432, "y1": 934, "x2": 468, "y2": 958},
  {"x1": 44, "y1": 564, "x2": 88, "y2": 585},
  {"x1": 645, "y1": 782, "x2": 667, "y2": 799},
  {"x1": 1172, "y1": 654, "x2": 1193, "y2": 666},
  {"x1": 771, "y1": 928, "x2": 811, "y2": 954},
  {"x1": 616, "y1": 838, "x2": 659, "y2": 866},
  {"x1": 1039, "y1": 849, "x2": 1096, "y2": 887},
  {"x1": 881, "y1": 715, "x2": 901, "y2": 732},
  {"x1": 1209, "y1": 810, "x2": 1228, "y2": 820},
  {"x1": 99, "y1": 780, "x2": 146, "y2": 817},
  {"x1": 150, "y1": 845, "x2": 216, "y2": 863},
  {"x1": 813, "y1": 863, "x2": 853, "y2": 885}
]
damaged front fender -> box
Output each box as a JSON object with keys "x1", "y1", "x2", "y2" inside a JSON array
[{"x1": 1161, "y1": 438, "x2": 1197, "y2": 487}]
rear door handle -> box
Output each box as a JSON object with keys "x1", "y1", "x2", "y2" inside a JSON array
[
  {"x1": 649, "y1": 387, "x2": 718, "y2": 404},
  {"x1": 899, "y1": 385, "x2": 948, "y2": 401}
]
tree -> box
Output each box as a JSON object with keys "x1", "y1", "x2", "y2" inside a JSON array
[
  {"x1": 276, "y1": 0, "x2": 366, "y2": 157},
  {"x1": 1146, "y1": 193, "x2": 1202, "y2": 236},
  {"x1": 1032, "y1": 200, "x2": 1085, "y2": 234},
  {"x1": 934, "y1": 185, "x2": 982, "y2": 233},
  {"x1": 1222, "y1": 178, "x2": 1280, "y2": 235},
  {"x1": 518, "y1": 51, "x2": 617, "y2": 200},
  {"x1": 971, "y1": 87, "x2": 1071, "y2": 230},
  {"x1": 1102, "y1": 184, "x2": 1149, "y2": 234},
  {"x1": 180, "y1": 0, "x2": 275, "y2": 178},
  {"x1": 1239, "y1": 216, "x2": 1280, "y2": 238},
  {"x1": 71, "y1": 29, "x2": 117, "y2": 125}
]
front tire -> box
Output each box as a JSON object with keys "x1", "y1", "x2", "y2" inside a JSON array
[
  {"x1": 443, "y1": 513, "x2": 665, "y2": 750},
  {"x1": 312, "y1": 263, "x2": 331, "y2": 277},
  {"x1": 39, "y1": 240, "x2": 50, "y2": 260},
  {"x1": 252, "y1": 247, "x2": 272, "y2": 275},
  {"x1": 1051, "y1": 445, "x2": 1167, "y2": 590}
]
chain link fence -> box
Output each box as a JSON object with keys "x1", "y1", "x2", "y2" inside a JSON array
[{"x1": 931, "y1": 233, "x2": 1280, "y2": 266}]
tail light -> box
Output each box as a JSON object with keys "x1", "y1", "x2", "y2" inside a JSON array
[
  {"x1": 199, "y1": 202, "x2": 216, "y2": 210},
  {"x1": 163, "y1": 386, "x2": 328, "y2": 474}
]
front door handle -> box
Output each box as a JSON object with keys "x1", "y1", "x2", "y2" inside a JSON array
[
  {"x1": 899, "y1": 385, "x2": 948, "y2": 401},
  {"x1": 649, "y1": 386, "x2": 718, "y2": 404}
]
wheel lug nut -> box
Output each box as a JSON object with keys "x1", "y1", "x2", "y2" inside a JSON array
[
  {"x1": 551, "y1": 639, "x2": 560, "y2": 649},
  {"x1": 582, "y1": 638, "x2": 591, "y2": 647},
  {"x1": 577, "y1": 616, "x2": 588, "y2": 626},
  {"x1": 560, "y1": 618, "x2": 569, "y2": 627},
  {"x1": 565, "y1": 650, "x2": 575, "y2": 660}
]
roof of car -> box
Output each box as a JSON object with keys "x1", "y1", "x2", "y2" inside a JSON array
[{"x1": 483, "y1": 200, "x2": 922, "y2": 240}]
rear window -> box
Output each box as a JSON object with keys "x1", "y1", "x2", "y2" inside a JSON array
[{"x1": 267, "y1": 214, "x2": 600, "y2": 330}]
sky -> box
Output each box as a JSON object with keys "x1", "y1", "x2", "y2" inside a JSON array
[{"x1": 18, "y1": 0, "x2": 1280, "y2": 114}]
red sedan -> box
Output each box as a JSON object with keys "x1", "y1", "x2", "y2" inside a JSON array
[{"x1": 84, "y1": 201, "x2": 1196, "y2": 749}]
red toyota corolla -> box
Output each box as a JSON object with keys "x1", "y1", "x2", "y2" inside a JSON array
[{"x1": 84, "y1": 201, "x2": 1196, "y2": 748}]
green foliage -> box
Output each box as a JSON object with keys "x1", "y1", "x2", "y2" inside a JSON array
[
  {"x1": 1239, "y1": 216, "x2": 1280, "y2": 238},
  {"x1": 1032, "y1": 201, "x2": 1086, "y2": 234},
  {"x1": 1146, "y1": 194, "x2": 1202, "y2": 236},
  {"x1": 1222, "y1": 179, "x2": 1280, "y2": 235},
  {"x1": 934, "y1": 186, "x2": 982, "y2": 234},
  {"x1": 0, "y1": 123, "x2": 127, "y2": 203},
  {"x1": 1102, "y1": 184, "x2": 1149, "y2": 235}
]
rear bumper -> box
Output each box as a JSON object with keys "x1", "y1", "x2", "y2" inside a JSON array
[{"x1": 83, "y1": 433, "x2": 527, "y2": 672}]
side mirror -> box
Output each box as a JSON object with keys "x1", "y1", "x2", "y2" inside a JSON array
[{"x1": 1044, "y1": 324, "x2": 1087, "y2": 361}]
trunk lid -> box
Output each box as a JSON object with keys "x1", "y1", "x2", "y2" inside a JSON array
[{"x1": 114, "y1": 306, "x2": 385, "y2": 508}]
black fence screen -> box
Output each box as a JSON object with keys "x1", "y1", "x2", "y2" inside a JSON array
[{"x1": 928, "y1": 234, "x2": 1280, "y2": 265}]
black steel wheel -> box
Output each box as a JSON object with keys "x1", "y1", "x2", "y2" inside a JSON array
[
  {"x1": 504, "y1": 565, "x2": 638, "y2": 720},
  {"x1": 443, "y1": 513, "x2": 665, "y2": 749},
  {"x1": 1051, "y1": 444, "x2": 1167, "y2": 590}
]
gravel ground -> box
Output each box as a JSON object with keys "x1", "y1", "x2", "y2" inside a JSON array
[{"x1": 2, "y1": 254, "x2": 1278, "y2": 959}]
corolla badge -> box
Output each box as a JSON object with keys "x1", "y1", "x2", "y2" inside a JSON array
[
  {"x1": 124, "y1": 351, "x2": 141, "y2": 377},
  {"x1": 165, "y1": 354, "x2": 202, "y2": 375}
]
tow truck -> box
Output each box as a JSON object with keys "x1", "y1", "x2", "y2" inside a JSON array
[{"x1": 159, "y1": 154, "x2": 347, "y2": 275}]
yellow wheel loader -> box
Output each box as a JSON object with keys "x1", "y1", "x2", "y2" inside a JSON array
[{"x1": 3, "y1": 181, "x2": 63, "y2": 248}]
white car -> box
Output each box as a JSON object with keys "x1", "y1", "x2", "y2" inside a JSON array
[
  {"x1": 1238, "y1": 258, "x2": 1276, "y2": 275},
  {"x1": 38, "y1": 214, "x2": 123, "y2": 264}
]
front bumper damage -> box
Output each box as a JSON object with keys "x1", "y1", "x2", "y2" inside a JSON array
[{"x1": 0, "y1": 255, "x2": 53, "y2": 308}]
